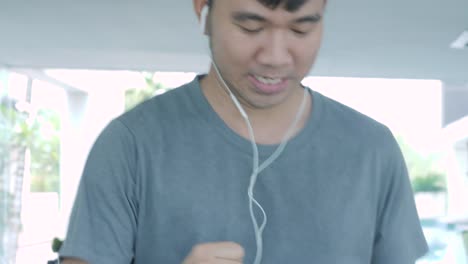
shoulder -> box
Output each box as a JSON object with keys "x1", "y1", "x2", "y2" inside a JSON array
[
  {"x1": 116, "y1": 78, "x2": 199, "y2": 135},
  {"x1": 122, "y1": 80, "x2": 195, "y2": 121},
  {"x1": 313, "y1": 91, "x2": 395, "y2": 151}
]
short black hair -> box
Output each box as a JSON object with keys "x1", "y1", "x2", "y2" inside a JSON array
[{"x1": 207, "y1": 0, "x2": 308, "y2": 12}]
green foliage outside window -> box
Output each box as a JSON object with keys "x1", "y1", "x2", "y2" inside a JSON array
[
  {"x1": 125, "y1": 72, "x2": 168, "y2": 111},
  {"x1": 396, "y1": 136, "x2": 447, "y2": 193}
]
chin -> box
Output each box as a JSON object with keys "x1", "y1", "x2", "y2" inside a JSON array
[{"x1": 249, "y1": 93, "x2": 292, "y2": 109}]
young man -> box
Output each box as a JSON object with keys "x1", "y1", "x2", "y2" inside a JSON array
[{"x1": 60, "y1": 0, "x2": 428, "y2": 263}]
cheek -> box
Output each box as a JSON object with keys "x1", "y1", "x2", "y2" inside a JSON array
[
  {"x1": 226, "y1": 41, "x2": 254, "y2": 65},
  {"x1": 297, "y1": 45, "x2": 319, "y2": 64},
  {"x1": 213, "y1": 28, "x2": 257, "y2": 66},
  {"x1": 291, "y1": 44, "x2": 317, "y2": 73},
  {"x1": 294, "y1": 33, "x2": 323, "y2": 73}
]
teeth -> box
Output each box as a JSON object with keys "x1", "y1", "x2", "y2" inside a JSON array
[{"x1": 254, "y1": 75, "x2": 282, "y2": 85}]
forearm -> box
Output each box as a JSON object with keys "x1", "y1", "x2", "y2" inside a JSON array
[{"x1": 61, "y1": 258, "x2": 88, "y2": 264}]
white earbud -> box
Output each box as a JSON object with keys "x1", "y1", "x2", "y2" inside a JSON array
[{"x1": 200, "y1": 5, "x2": 209, "y2": 34}]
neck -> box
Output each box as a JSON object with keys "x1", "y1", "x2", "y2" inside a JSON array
[{"x1": 200, "y1": 71, "x2": 312, "y2": 145}]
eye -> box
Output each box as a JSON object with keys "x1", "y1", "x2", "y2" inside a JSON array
[
  {"x1": 239, "y1": 25, "x2": 263, "y2": 34},
  {"x1": 291, "y1": 29, "x2": 308, "y2": 35},
  {"x1": 234, "y1": 21, "x2": 264, "y2": 34},
  {"x1": 291, "y1": 25, "x2": 316, "y2": 36}
]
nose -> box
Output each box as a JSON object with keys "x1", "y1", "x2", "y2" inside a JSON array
[{"x1": 256, "y1": 31, "x2": 293, "y2": 69}]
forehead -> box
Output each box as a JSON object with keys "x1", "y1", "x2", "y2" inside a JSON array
[{"x1": 214, "y1": 0, "x2": 324, "y2": 19}]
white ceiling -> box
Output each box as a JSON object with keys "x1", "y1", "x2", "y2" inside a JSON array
[{"x1": 0, "y1": 0, "x2": 467, "y2": 84}]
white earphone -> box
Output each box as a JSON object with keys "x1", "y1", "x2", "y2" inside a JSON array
[
  {"x1": 200, "y1": 5, "x2": 209, "y2": 34},
  {"x1": 197, "y1": 4, "x2": 309, "y2": 264}
]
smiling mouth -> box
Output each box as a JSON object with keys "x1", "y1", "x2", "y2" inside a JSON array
[
  {"x1": 248, "y1": 74, "x2": 289, "y2": 95},
  {"x1": 253, "y1": 74, "x2": 284, "y2": 85}
]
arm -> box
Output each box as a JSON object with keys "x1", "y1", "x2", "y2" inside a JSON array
[
  {"x1": 371, "y1": 129, "x2": 428, "y2": 263},
  {"x1": 59, "y1": 120, "x2": 138, "y2": 264},
  {"x1": 61, "y1": 258, "x2": 88, "y2": 264}
]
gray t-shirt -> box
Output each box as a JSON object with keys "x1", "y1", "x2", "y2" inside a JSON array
[{"x1": 60, "y1": 76, "x2": 428, "y2": 263}]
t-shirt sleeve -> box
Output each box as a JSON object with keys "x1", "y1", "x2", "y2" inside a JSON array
[
  {"x1": 59, "y1": 119, "x2": 138, "y2": 264},
  {"x1": 371, "y1": 131, "x2": 429, "y2": 264}
]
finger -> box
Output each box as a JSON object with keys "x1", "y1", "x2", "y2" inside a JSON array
[
  {"x1": 192, "y1": 241, "x2": 245, "y2": 260},
  {"x1": 213, "y1": 257, "x2": 244, "y2": 264},
  {"x1": 208, "y1": 242, "x2": 245, "y2": 260}
]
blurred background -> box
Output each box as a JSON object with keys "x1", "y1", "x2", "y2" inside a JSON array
[{"x1": 1, "y1": 0, "x2": 467, "y2": 263}]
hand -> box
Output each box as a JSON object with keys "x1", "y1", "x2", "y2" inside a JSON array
[{"x1": 182, "y1": 241, "x2": 245, "y2": 264}]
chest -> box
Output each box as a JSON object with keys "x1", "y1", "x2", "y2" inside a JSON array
[{"x1": 135, "y1": 147, "x2": 379, "y2": 263}]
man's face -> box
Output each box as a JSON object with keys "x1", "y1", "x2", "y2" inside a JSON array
[{"x1": 207, "y1": 0, "x2": 325, "y2": 109}]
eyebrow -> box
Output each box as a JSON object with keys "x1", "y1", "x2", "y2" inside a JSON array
[
  {"x1": 232, "y1": 12, "x2": 267, "y2": 23},
  {"x1": 293, "y1": 14, "x2": 322, "y2": 24},
  {"x1": 232, "y1": 11, "x2": 322, "y2": 24}
]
